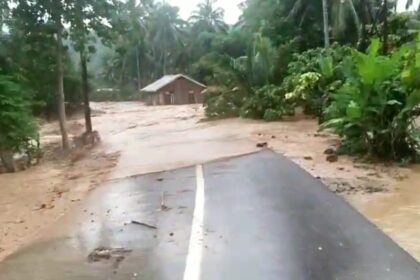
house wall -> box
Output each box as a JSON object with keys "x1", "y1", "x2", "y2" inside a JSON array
[
  {"x1": 145, "y1": 93, "x2": 160, "y2": 106},
  {"x1": 156, "y1": 77, "x2": 205, "y2": 105}
]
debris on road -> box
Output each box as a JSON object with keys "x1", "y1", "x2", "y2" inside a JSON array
[
  {"x1": 324, "y1": 148, "x2": 336, "y2": 155},
  {"x1": 87, "y1": 247, "x2": 132, "y2": 268},
  {"x1": 130, "y1": 220, "x2": 157, "y2": 229},
  {"x1": 256, "y1": 142, "x2": 268, "y2": 148},
  {"x1": 88, "y1": 247, "x2": 112, "y2": 262},
  {"x1": 326, "y1": 154, "x2": 338, "y2": 163},
  {"x1": 304, "y1": 156, "x2": 313, "y2": 160},
  {"x1": 33, "y1": 203, "x2": 54, "y2": 211},
  {"x1": 160, "y1": 192, "x2": 171, "y2": 211}
]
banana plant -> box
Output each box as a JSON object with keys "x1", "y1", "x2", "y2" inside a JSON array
[{"x1": 322, "y1": 37, "x2": 420, "y2": 160}]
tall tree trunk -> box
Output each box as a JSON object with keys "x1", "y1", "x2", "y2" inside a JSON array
[
  {"x1": 120, "y1": 55, "x2": 127, "y2": 89},
  {"x1": 0, "y1": 150, "x2": 16, "y2": 173},
  {"x1": 366, "y1": 0, "x2": 380, "y2": 36},
  {"x1": 136, "y1": 45, "x2": 141, "y2": 91},
  {"x1": 359, "y1": 0, "x2": 369, "y2": 51},
  {"x1": 382, "y1": 0, "x2": 389, "y2": 54},
  {"x1": 322, "y1": 0, "x2": 330, "y2": 48},
  {"x1": 56, "y1": 21, "x2": 70, "y2": 150},
  {"x1": 80, "y1": 51, "x2": 92, "y2": 133},
  {"x1": 348, "y1": 0, "x2": 362, "y2": 41},
  {"x1": 163, "y1": 52, "x2": 167, "y2": 75},
  {"x1": 163, "y1": 26, "x2": 167, "y2": 75}
]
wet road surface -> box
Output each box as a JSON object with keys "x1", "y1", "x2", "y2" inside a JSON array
[{"x1": 0, "y1": 150, "x2": 419, "y2": 279}]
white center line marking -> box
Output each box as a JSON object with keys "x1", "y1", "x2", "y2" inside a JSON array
[{"x1": 183, "y1": 164, "x2": 205, "y2": 280}]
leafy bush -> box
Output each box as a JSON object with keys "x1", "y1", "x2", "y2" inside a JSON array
[
  {"x1": 280, "y1": 44, "x2": 350, "y2": 119},
  {"x1": 203, "y1": 42, "x2": 350, "y2": 122},
  {"x1": 285, "y1": 44, "x2": 351, "y2": 79},
  {"x1": 0, "y1": 74, "x2": 38, "y2": 155},
  {"x1": 203, "y1": 87, "x2": 246, "y2": 119},
  {"x1": 386, "y1": 13, "x2": 418, "y2": 49},
  {"x1": 322, "y1": 38, "x2": 420, "y2": 161},
  {"x1": 285, "y1": 72, "x2": 322, "y2": 103},
  {"x1": 240, "y1": 85, "x2": 293, "y2": 121}
]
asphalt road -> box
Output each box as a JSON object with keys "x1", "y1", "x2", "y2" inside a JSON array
[{"x1": 0, "y1": 150, "x2": 419, "y2": 279}]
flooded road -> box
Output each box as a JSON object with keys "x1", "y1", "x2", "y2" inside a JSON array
[
  {"x1": 1, "y1": 151, "x2": 419, "y2": 279},
  {"x1": 1, "y1": 101, "x2": 420, "y2": 263}
]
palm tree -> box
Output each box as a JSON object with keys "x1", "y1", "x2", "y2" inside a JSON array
[
  {"x1": 190, "y1": 0, "x2": 228, "y2": 33},
  {"x1": 322, "y1": 0, "x2": 330, "y2": 47},
  {"x1": 113, "y1": 0, "x2": 151, "y2": 89},
  {"x1": 232, "y1": 31, "x2": 275, "y2": 87},
  {"x1": 126, "y1": 0, "x2": 149, "y2": 89},
  {"x1": 149, "y1": 3, "x2": 185, "y2": 75},
  {"x1": 288, "y1": 0, "x2": 367, "y2": 45},
  {"x1": 331, "y1": 0, "x2": 362, "y2": 40}
]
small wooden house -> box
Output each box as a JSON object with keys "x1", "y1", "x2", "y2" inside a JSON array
[{"x1": 141, "y1": 74, "x2": 207, "y2": 105}]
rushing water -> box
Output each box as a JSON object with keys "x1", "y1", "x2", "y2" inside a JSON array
[
  {"x1": 2, "y1": 102, "x2": 420, "y2": 263},
  {"x1": 360, "y1": 165, "x2": 420, "y2": 260}
]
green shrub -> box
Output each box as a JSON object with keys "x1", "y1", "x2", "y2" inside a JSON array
[
  {"x1": 203, "y1": 87, "x2": 245, "y2": 119},
  {"x1": 284, "y1": 72, "x2": 322, "y2": 108},
  {"x1": 281, "y1": 44, "x2": 351, "y2": 119},
  {"x1": 322, "y1": 38, "x2": 420, "y2": 161},
  {"x1": 240, "y1": 85, "x2": 293, "y2": 121},
  {"x1": 263, "y1": 109, "x2": 283, "y2": 122},
  {"x1": 286, "y1": 44, "x2": 351, "y2": 79},
  {"x1": 0, "y1": 74, "x2": 38, "y2": 154}
]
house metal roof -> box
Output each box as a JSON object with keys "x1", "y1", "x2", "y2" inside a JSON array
[{"x1": 140, "y1": 74, "x2": 206, "y2": 92}]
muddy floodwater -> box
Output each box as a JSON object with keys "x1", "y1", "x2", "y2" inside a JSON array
[
  {"x1": 0, "y1": 102, "x2": 419, "y2": 261},
  {"x1": 350, "y1": 166, "x2": 420, "y2": 258}
]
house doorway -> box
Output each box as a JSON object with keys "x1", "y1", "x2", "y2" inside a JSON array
[
  {"x1": 188, "y1": 91, "x2": 196, "y2": 104},
  {"x1": 164, "y1": 92, "x2": 174, "y2": 105}
]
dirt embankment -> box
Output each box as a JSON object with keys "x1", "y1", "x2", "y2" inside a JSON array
[{"x1": 0, "y1": 102, "x2": 419, "y2": 261}]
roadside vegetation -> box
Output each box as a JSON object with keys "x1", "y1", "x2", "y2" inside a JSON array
[
  {"x1": 201, "y1": 1, "x2": 420, "y2": 162},
  {"x1": 0, "y1": 0, "x2": 420, "y2": 171}
]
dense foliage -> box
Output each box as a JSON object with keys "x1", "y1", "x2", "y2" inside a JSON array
[
  {"x1": 0, "y1": 74, "x2": 38, "y2": 156},
  {"x1": 201, "y1": 1, "x2": 420, "y2": 161},
  {"x1": 323, "y1": 38, "x2": 420, "y2": 160},
  {"x1": 1, "y1": 0, "x2": 420, "y2": 167}
]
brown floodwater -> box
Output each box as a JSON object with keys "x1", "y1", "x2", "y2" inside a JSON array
[
  {"x1": 1, "y1": 101, "x2": 420, "y2": 263},
  {"x1": 358, "y1": 165, "x2": 420, "y2": 260}
]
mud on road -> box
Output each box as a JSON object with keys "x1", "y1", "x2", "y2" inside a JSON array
[{"x1": 0, "y1": 102, "x2": 419, "y2": 261}]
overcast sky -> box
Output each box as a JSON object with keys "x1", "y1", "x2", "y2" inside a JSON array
[
  {"x1": 397, "y1": 0, "x2": 420, "y2": 11},
  {"x1": 166, "y1": 0, "x2": 419, "y2": 24},
  {"x1": 167, "y1": 0, "x2": 242, "y2": 24}
]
